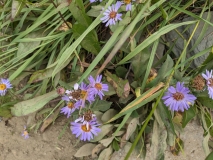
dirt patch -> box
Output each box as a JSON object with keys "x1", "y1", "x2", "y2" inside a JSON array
[
  {"x1": 0, "y1": 116, "x2": 87, "y2": 160},
  {"x1": 0, "y1": 117, "x2": 207, "y2": 160}
]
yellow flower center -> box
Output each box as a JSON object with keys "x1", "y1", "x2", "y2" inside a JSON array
[
  {"x1": 80, "y1": 90, "x2": 87, "y2": 99},
  {"x1": 67, "y1": 102, "x2": 74, "y2": 109},
  {"x1": 0, "y1": 84, "x2": 6, "y2": 91},
  {"x1": 95, "y1": 83, "x2": 102, "y2": 90},
  {"x1": 109, "y1": 11, "x2": 117, "y2": 19},
  {"x1": 81, "y1": 124, "x2": 91, "y2": 132},
  {"x1": 23, "y1": 131, "x2": 28, "y2": 136},
  {"x1": 124, "y1": 0, "x2": 131, "y2": 4},
  {"x1": 173, "y1": 92, "x2": 184, "y2": 101}
]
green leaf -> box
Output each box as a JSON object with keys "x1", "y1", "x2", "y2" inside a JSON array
[
  {"x1": 197, "y1": 97, "x2": 213, "y2": 109},
  {"x1": 115, "y1": 66, "x2": 128, "y2": 79},
  {"x1": 91, "y1": 124, "x2": 114, "y2": 142},
  {"x1": 92, "y1": 100, "x2": 112, "y2": 112},
  {"x1": 182, "y1": 106, "x2": 196, "y2": 128},
  {"x1": 11, "y1": 90, "x2": 58, "y2": 116},
  {"x1": 98, "y1": 146, "x2": 113, "y2": 160},
  {"x1": 101, "y1": 109, "x2": 118, "y2": 123},
  {"x1": 147, "y1": 55, "x2": 174, "y2": 88},
  {"x1": 0, "y1": 107, "x2": 12, "y2": 118},
  {"x1": 105, "y1": 70, "x2": 130, "y2": 99},
  {"x1": 150, "y1": 120, "x2": 167, "y2": 160},
  {"x1": 112, "y1": 140, "x2": 120, "y2": 151},
  {"x1": 28, "y1": 68, "x2": 54, "y2": 83},
  {"x1": 72, "y1": 23, "x2": 100, "y2": 54},
  {"x1": 206, "y1": 151, "x2": 213, "y2": 160},
  {"x1": 131, "y1": 47, "x2": 150, "y2": 79},
  {"x1": 74, "y1": 143, "x2": 96, "y2": 157},
  {"x1": 11, "y1": 0, "x2": 24, "y2": 20},
  {"x1": 69, "y1": 0, "x2": 92, "y2": 26},
  {"x1": 157, "y1": 101, "x2": 176, "y2": 135}
]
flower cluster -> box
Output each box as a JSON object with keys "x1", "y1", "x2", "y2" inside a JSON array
[
  {"x1": 90, "y1": 0, "x2": 136, "y2": 27},
  {"x1": 59, "y1": 75, "x2": 108, "y2": 141},
  {"x1": 0, "y1": 78, "x2": 12, "y2": 96},
  {"x1": 162, "y1": 70, "x2": 213, "y2": 112}
]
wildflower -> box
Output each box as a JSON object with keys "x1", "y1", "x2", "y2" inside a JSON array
[
  {"x1": 79, "y1": 82, "x2": 95, "y2": 104},
  {"x1": 90, "y1": 0, "x2": 102, "y2": 3},
  {"x1": 100, "y1": 2, "x2": 122, "y2": 27},
  {"x1": 122, "y1": 0, "x2": 135, "y2": 11},
  {"x1": 75, "y1": 110, "x2": 97, "y2": 130},
  {"x1": 88, "y1": 75, "x2": 108, "y2": 100},
  {"x1": 162, "y1": 82, "x2": 196, "y2": 112},
  {"x1": 21, "y1": 126, "x2": 29, "y2": 139},
  {"x1": 61, "y1": 96, "x2": 81, "y2": 118},
  {"x1": 0, "y1": 78, "x2": 12, "y2": 96},
  {"x1": 65, "y1": 83, "x2": 81, "y2": 101},
  {"x1": 191, "y1": 75, "x2": 205, "y2": 91},
  {"x1": 71, "y1": 121, "x2": 101, "y2": 141},
  {"x1": 202, "y1": 70, "x2": 213, "y2": 99}
]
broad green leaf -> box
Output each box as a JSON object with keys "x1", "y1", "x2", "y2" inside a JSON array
[
  {"x1": 99, "y1": 137, "x2": 114, "y2": 147},
  {"x1": 98, "y1": 146, "x2": 113, "y2": 160},
  {"x1": 156, "y1": 101, "x2": 176, "y2": 135},
  {"x1": 92, "y1": 100, "x2": 112, "y2": 112},
  {"x1": 150, "y1": 120, "x2": 167, "y2": 160},
  {"x1": 126, "y1": 118, "x2": 139, "y2": 140},
  {"x1": 0, "y1": 107, "x2": 12, "y2": 118},
  {"x1": 115, "y1": 66, "x2": 128, "y2": 79},
  {"x1": 11, "y1": 0, "x2": 24, "y2": 20},
  {"x1": 198, "y1": 97, "x2": 213, "y2": 109},
  {"x1": 74, "y1": 143, "x2": 96, "y2": 157},
  {"x1": 11, "y1": 90, "x2": 58, "y2": 116},
  {"x1": 206, "y1": 151, "x2": 213, "y2": 160},
  {"x1": 69, "y1": 0, "x2": 92, "y2": 26},
  {"x1": 131, "y1": 47, "x2": 150, "y2": 79},
  {"x1": 112, "y1": 140, "x2": 120, "y2": 151},
  {"x1": 101, "y1": 109, "x2": 118, "y2": 123},
  {"x1": 15, "y1": 31, "x2": 45, "y2": 62},
  {"x1": 182, "y1": 106, "x2": 196, "y2": 128},
  {"x1": 72, "y1": 23, "x2": 100, "y2": 54},
  {"x1": 105, "y1": 70, "x2": 130, "y2": 99},
  {"x1": 91, "y1": 124, "x2": 114, "y2": 142},
  {"x1": 28, "y1": 67, "x2": 55, "y2": 83}
]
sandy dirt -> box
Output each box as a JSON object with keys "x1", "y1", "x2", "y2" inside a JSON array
[
  {"x1": 0, "y1": 116, "x2": 207, "y2": 160},
  {"x1": 0, "y1": 116, "x2": 87, "y2": 160}
]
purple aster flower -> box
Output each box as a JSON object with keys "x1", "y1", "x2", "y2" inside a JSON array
[
  {"x1": 75, "y1": 110, "x2": 97, "y2": 130},
  {"x1": 121, "y1": 0, "x2": 135, "y2": 11},
  {"x1": 79, "y1": 82, "x2": 95, "y2": 104},
  {"x1": 100, "y1": 2, "x2": 122, "y2": 27},
  {"x1": 0, "y1": 78, "x2": 12, "y2": 96},
  {"x1": 60, "y1": 98, "x2": 81, "y2": 118},
  {"x1": 202, "y1": 70, "x2": 213, "y2": 99},
  {"x1": 71, "y1": 121, "x2": 101, "y2": 141},
  {"x1": 162, "y1": 82, "x2": 196, "y2": 112},
  {"x1": 88, "y1": 75, "x2": 108, "y2": 100},
  {"x1": 65, "y1": 83, "x2": 80, "y2": 101},
  {"x1": 21, "y1": 126, "x2": 29, "y2": 139},
  {"x1": 90, "y1": 0, "x2": 102, "y2": 3}
]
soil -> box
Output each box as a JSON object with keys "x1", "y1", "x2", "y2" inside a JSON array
[{"x1": 0, "y1": 116, "x2": 207, "y2": 160}]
